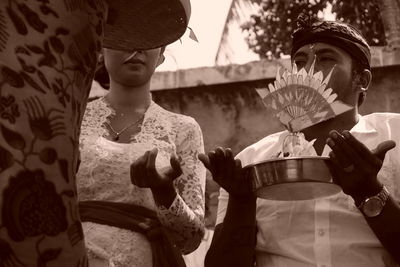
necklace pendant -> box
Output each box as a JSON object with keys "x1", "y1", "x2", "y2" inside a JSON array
[{"x1": 114, "y1": 134, "x2": 120, "y2": 141}]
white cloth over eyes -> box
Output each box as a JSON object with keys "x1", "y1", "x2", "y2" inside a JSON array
[
  {"x1": 217, "y1": 113, "x2": 400, "y2": 267},
  {"x1": 77, "y1": 98, "x2": 206, "y2": 266}
]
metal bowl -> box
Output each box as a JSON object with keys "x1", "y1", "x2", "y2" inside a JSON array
[{"x1": 244, "y1": 156, "x2": 341, "y2": 201}]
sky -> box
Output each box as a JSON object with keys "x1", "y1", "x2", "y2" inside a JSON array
[
  {"x1": 156, "y1": 0, "x2": 337, "y2": 72},
  {"x1": 156, "y1": 0, "x2": 233, "y2": 72}
]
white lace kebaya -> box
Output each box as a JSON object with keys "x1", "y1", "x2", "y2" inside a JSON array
[{"x1": 77, "y1": 97, "x2": 206, "y2": 266}]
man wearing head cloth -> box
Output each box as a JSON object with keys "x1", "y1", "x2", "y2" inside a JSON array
[
  {"x1": 202, "y1": 16, "x2": 400, "y2": 267},
  {"x1": 0, "y1": 0, "x2": 190, "y2": 266}
]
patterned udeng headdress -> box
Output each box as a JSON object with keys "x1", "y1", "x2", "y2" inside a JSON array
[{"x1": 291, "y1": 14, "x2": 371, "y2": 70}]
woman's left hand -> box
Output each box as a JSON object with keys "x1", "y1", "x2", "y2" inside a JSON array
[
  {"x1": 326, "y1": 130, "x2": 395, "y2": 202},
  {"x1": 130, "y1": 148, "x2": 183, "y2": 190}
]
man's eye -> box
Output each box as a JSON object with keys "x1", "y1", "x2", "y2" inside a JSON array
[
  {"x1": 294, "y1": 60, "x2": 306, "y2": 67},
  {"x1": 319, "y1": 56, "x2": 335, "y2": 62}
]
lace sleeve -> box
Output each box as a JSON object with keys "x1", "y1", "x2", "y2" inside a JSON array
[{"x1": 157, "y1": 117, "x2": 206, "y2": 254}]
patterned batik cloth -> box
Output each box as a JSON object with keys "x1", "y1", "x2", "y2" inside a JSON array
[{"x1": 77, "y1": 97, "x2": 206, "y2": 267}]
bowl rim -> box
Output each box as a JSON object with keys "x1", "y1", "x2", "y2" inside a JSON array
[{"x1": 243, "y1": 156, "x2": 330, "y2": 169}]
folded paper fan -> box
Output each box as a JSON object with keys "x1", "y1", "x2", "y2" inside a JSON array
[{"x1": 256, "y1": 61, "x2": 353, "y2": 132}]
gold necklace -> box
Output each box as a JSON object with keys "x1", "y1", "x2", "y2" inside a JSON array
[
  {"x1": 104, "y1": 114, "x2": 145, "y2": 141},
  {"x1": 102, "y1": 95, "x2": 151, "y2": 141}
]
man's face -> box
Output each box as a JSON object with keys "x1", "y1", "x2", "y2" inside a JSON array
[{"x1": 292, "y1": 42, "x2": 358, "y2": 106}]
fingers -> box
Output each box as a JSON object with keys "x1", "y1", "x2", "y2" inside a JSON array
[
  {"x1": 208, "y1": 151, "x2": 218, "y2": 176},
  {"x1": 340, "y1": 130, "x2": 378, "y2": 165},
  {"x1": 225, "y1": 148, "x2": 235, "y2": 177},
  {"x1": 214, "y1": 147, "x2": 227, "y2": 178},
  {"x1": 201, "y1": 147, "x2": 251, "y2": 197},
  {"x1": 130, "y1": 151, "x2": 149, "y2": 187},
  {"x1": 225, "y1": 148, "x2": 234, "y2": 162},
  {"x1": 234, "y1": 158, "x2": 250, "y2": 191},
  {"x1": 234, "y1": 158, "x2": 242, "y2": 170},
  {"x1": 373, "y1": 140, "x2": 396, "y2": 161},
  {"x1": 328, "y1": 131, "x2": 395, "y2": 169},
  {"x1": 144, "y1": 148, "x2": 158, "y2": 180},
  {"x1": 169, "y1": 154, "x2": 183, "y2": 178},
  {"x1": 200, "y1": 147, "x2": 235, "y2": 184},
  {"x1": 132, "y1": 149, "x2": 181, "y2": 188},
  {"x1": 198, "y1": 153, "x2": 211, "y2": 170},
  {"x1": 326, "y1": 130, "x2": 362, "y2": 168},
  {"x1": 327, "y1": 151, "x2": 344, "y2": 184},
  {"x1": 146, "y1": 148, "x2": 158, "y2": 177}
]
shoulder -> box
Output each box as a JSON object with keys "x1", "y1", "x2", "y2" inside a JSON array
[
  {"x1": 80, "y1": 98, "x2": 110, "y2": 136},
  {"x1": 154, "y1": 103, "x2": 201, "y2": 132},
  {"x1": 83, "y1": 98, "x2": 103, "y2": 118},
  {"x1": 362, "y1": 112, "x2": 400, "y2": 122},
  {"x1": 362, "y1": 112, "x2": 400, "y2": 132},
  {"x1": 236, "y1": 130, "x2": 287, "y2": 167},
  {"x1": 81, "y1": 99, "x2": 98, "y2": 125}
]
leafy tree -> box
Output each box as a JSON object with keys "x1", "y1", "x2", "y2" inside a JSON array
[
  {"x1": 332, "y1": 0, "x2": 386, "y2": 46},
  {"x1": 242, "y1": 0, "x2": 386, "y2": 59}
]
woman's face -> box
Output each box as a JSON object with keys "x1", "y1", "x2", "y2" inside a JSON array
[{"x1": 103, "y1": 47, "x2": 164, "y2": 87}]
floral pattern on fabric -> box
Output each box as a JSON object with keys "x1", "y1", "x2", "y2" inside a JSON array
[{"x1": 77, "y1": 97, "x2": 206, "y2": 265}]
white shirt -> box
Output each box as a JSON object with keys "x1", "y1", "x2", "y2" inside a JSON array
[{"x1": 216, "y1": 113, "x2": 400, "y2": 267}]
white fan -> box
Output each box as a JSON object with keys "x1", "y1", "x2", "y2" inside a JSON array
[{"x1": 256, "y1": 61, "x2": 353, "y2": 132}]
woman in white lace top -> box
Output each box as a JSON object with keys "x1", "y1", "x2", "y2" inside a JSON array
[{"x1": 77, "y1": 47, "x2": 206, "y2": 267}]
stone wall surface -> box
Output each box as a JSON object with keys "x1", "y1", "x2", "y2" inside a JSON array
[{"x1": 153, "y1": 64, "x2": 400, "y2": 156}]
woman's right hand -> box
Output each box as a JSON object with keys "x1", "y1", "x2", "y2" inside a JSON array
[{"x1": 198, "y1": 147, "x2": 254, "y2": 200}]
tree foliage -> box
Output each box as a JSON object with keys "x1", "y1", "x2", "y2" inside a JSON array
[{"x1": 242, "y1": 0, "x2": 386, "y2": 59}]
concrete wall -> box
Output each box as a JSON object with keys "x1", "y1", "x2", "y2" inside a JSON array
[
  {"x1": 360, "y1": 65, "x2": 400, "y2": 114},
  {"x1": 153, "y1": 64, "x2": 400, "y2": 156},
  {"x1": 152, "y1": 79, "x2": 282, "y2": 155}
]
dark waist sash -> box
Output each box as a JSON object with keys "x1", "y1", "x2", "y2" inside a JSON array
[{"x1": 79, "y1": 201, "x2": 186, "y2": 267}]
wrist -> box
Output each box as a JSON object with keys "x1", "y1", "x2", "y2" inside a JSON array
[
  {"x1": 151, "y1": 183, "x2": 177, "y2": 208},
  {"x1": 357, "y1": 186, "x2": 390, "y2": 217},
  {"x1": 230, "y1": 194, "x2": 257, "y2": 204},
  {"x1": 225, "y1": 194, "x2": 257, "y2": 224},
  {"x1": 151, "y1": 182, "x2": 176, "y2": 196},
  {"x1": 350, "y1": 179, "x2": 383, "y2": 207}
]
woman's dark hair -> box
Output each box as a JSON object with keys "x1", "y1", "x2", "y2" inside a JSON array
[{"x1": 94, "y1": 60, "x2": 110, "y2": 89}]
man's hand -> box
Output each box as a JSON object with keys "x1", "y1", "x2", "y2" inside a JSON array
[
  {"x1": 326, "y1": 130, "x2": 396, "y2": 202},
  {"x1": 130, "y1": 148, "x2": 182, "y2": 189},
  {"x1": 198, "y1": 147, "x2": 254, "y2": 200}
]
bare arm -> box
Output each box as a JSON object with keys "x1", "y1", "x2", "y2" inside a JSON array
[
  {"x1": 363, "y1": 197, "x2": 400, "y2": 263},
  {"x1": 0, "y1": 1, "x2": 106, "y2": 266},
  {"x1": 199, "y1": 148, "x2": 257, "y2": 267},
  {"x1": 205, "y1": 196, "x2": 257, "y2": 267}
]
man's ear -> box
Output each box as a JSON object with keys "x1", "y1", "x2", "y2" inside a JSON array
[
  {"x1": 357, "y1": 69, "x2": 372, "y2": 106},
  {"x1": 360, "y1": 69, "x2": 372, "y2": 89}
]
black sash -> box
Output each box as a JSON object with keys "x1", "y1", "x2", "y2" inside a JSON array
[{"x1": 79, "y1": 201, "x2": 186, "y2": 267}]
